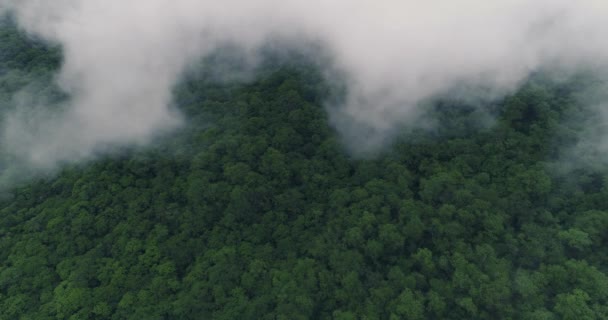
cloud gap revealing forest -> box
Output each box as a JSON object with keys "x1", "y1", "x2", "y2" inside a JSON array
[{"x1": 1, "y1": 16, "x2": 608, "y2": 320}]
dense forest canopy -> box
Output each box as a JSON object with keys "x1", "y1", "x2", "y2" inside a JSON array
[{"x1": 1, "y1": 20, "x2": 608, "y2": 320}]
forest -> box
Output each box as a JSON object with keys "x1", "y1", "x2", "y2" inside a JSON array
[{"x1": 1, "y1": 19, "x2": 608, "y2": 320}]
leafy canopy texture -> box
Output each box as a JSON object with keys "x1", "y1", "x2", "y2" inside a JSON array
[{"x1": 1, "y1": 21, "x2": 608, "y2": 320}]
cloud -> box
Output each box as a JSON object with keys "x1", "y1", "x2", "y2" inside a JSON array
[{"x1": 1, "y1": 0, "x2": 608, "y2": 167}]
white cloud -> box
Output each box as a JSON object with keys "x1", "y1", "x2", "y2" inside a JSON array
[{"x1": 1, "y1": 0, "x2": 608, "y2": 165}]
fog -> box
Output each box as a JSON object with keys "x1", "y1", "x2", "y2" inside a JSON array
[{"x1": 1, "y1": 0, "x2": 608, "y2": 168}]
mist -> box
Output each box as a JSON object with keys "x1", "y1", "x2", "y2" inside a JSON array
[{"x1": 1, "y1": 0, "x2": 608, "y2": 171}]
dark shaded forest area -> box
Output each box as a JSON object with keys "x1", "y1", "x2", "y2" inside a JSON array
[{"x1": 1, "y1": 21, "x2": 608, "y2": 320}]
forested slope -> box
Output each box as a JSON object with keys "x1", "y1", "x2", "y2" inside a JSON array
[{"x1": 1, "y1": 22, "x2": 608, "y2": 320}]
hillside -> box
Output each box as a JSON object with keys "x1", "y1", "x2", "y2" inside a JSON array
[{"x1": 1, "y1": 22, "x2": 608, "y2": 320}]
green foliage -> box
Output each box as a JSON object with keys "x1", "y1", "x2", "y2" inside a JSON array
[{"x1": 1, "y1": 20, "x2": 608, "y2": 320}]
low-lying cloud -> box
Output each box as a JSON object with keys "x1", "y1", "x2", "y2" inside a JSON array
[{"x1": 1, "y1": 0, "x2": 608, "y2": 169}]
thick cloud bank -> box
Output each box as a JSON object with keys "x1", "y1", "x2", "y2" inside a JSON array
[{"x1": 1, "y1": 0, "x2": 608, "y2": 167}]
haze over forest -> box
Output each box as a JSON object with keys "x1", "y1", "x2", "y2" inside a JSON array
[{"x1": 1, "y1": 1, "x2": 608, "y2": 319}]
